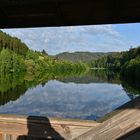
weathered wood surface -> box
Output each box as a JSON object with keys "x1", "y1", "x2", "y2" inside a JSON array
[
  {"x1": 0, "y1": 115, "x2": 99, "y2": 140},
  {"x1": 74, "y1": 96, "x2": 140, "y2": 140}
]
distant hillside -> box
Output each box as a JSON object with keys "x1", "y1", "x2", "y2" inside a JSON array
[{"x1": 55, "y1": 52, "x2": 111, "y2": 62}]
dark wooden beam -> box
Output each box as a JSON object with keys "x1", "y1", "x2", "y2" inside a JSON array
[{"x1": 0, "y1": 0, "x2": 140, "y2": 28}]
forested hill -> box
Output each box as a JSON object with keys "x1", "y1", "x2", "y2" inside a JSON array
[
  {"x1": 0, "y1": 30, "x2": 29, "y2": 56},
  {"x1": 92, "y1": 46, "x2": 140, "y2": 78},
  {"x1": 0, "y1": 30, "x2": 90, "y2": 95},
  {"x1": 55, "y1": 52, "x2": 112, "y2": 62},
  {"x1": 0, "y1": 30, "x2": 88, "y2": 82}
]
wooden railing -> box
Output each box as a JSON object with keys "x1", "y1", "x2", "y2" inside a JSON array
[{"x1": 0, "y1": 115, "x2": 99, "y2": 140}]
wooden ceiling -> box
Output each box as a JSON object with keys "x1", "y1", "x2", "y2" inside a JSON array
[{"x1": 0, "y1": 0, "x2": 140, "y2": 28}]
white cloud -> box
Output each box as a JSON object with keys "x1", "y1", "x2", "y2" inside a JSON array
[
  {"x1": 79, "y1": 25, "x2": 120, "y2": 38},
  {"x1": 2, "y1": 25, "x2": 131, "y2": 54}
]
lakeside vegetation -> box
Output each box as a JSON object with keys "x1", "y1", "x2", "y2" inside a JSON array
[
  {"x1": 55, "y1": 46, "x2": 140, "y2": 79},
  {"x1": 0, "y1": 30, "x2": 88, "y2": 82},
  {"x1": 1, "y1": 29, "x2": 140, "y2": 81},
  {"x1": 0, "y1": 30, "x2": 90, "y2": 95},
  {"x1": 89, "y1": 47, "x2": 140, "y2": 78},
  {"x1": 0, "y1": 30, "x2": 140, "y2": 105}
]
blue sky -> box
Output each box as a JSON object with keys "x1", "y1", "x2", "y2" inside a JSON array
[{"x1": 2, "y1": 23, "x2": 140, "y2": 55}]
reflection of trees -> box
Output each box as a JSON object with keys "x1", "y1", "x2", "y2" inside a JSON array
[
  {"x1": 0, "y1": 72, "x2": 48, "y2": 106},
  {"x1": 57, "y1": 70, "x2": 140, "y2": 97},
  {"x1": 0, "y1": 70, "x2": 88, "y2": 106},
  {"x1": 0, "y1": 72, "x2": 28, "y2": 105},
  {"x1": 0, "y1": 82, "x2": 27, "y2": 105},
  {"x1": 58, "y1": 70, "x2": 121, "y2": 84},
  {"x1": 0, "y1": 70, "x2": 85, "y2": 106},
  {"x1": 121, "y1": 78, "x2": 140, "y2": 96},
  {"x1": 0, "y1": 73, "x2": 25, "y2": 93},
  {"x1": 0, "y1": 69, "x2": 140, "y2": 106}
]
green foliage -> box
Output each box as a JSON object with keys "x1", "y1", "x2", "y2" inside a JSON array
[
  {"x1": 0, "y1": 48, "x2": 26, "y2": 75},
  {"x1": 26, "y1": 50, "x2": 39, "y2": 60},
  {"x1": 122, "y1": 56, "x2": 140, "y2": 78},
  {"x1": 55, "y1": 52, "x2": 109, "y2": 62},
  {"x1": 0, "y1": 30, "x2": 89, "y2": 79},
  {"x1": 90, "y1": 46, "x2": 140, "y2": 79},
  {"x1": 0, "y1": 31, "x2": 29, "y2": 56}
]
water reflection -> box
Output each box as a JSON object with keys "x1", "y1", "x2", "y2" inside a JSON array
[{"x1": 0, "y1": 70, "x2": 139, "y2": 121}]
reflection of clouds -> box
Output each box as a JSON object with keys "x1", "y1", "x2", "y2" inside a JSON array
[
  {"x1": 2, "y1": 25, "x2": 131, "y2": 55},
  {"x1": 0, "y1": 81, "x2": 130, "y2": 120}
]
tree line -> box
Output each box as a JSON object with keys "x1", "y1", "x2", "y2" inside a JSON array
[
  {"x1": 0, "y1": 31, "x2": 28, "y2": 56},
  {"x1": 0, "y1": 30, "x2": 88, "y2": 77},
  {"x1": 0, "y1": 30, "x2": 89, "y2": 95},
  {"x1": 90, "y1": 47, "x2": 140, "y2": 78}
]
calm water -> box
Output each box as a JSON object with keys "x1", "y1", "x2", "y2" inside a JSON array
[{"x1": 0, "y1": 70, "x2": 139, "y2": 120}]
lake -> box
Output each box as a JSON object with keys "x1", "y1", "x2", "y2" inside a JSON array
[{"x1": 0, "y1": 70, "x2": 139, "y2": 121}]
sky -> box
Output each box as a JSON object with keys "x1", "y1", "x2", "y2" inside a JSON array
[{"x1": 2, "y1": 23, "x2": 140, "y2": 55}]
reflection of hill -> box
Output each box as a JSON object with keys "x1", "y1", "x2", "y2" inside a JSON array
[
  {"x1": 57, "y1": 70, "x2": 121, "y2": 84},
  {"x1": 57, "y1": 70, "x2": 140, "y2": 97},
  {"x1": 57, "y1": 75, "x2": 106, "y2": 84}
]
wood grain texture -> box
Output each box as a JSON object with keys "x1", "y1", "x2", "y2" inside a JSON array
[{"x1": 0, "y1": 115, "x2": 99, "y2": 140}]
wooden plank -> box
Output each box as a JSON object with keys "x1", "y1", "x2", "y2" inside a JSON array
[
  {"x1": 0, "y1": 115, "x2": 99, "y2": 140},
  {"x1": 0, "y1": 134, "x2": 2, "y2": 140},
  {"x1": 74, "y1": 96, "x2": 140, "y2": 140},
  {"x1": 0, "y1": 115, "x2": 98, "y2": 127}
]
